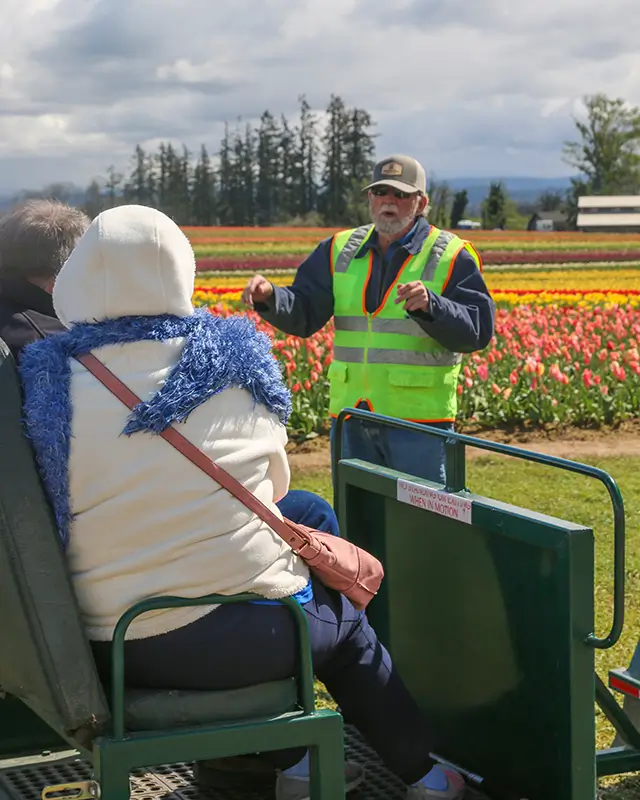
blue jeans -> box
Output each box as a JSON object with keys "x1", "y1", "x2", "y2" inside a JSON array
[
  {"x1": 90, "y1": 490, "x2": 436, "y2": 782},
  {"x1": 276, "y1": 489, "x2": 339, "y2": 535},
  {"x1": 91, "y1": 577, "x2": 435, "y2": 783},
  {"x1": 330, "y1": 417, "x2": 453, "y2": 484}
]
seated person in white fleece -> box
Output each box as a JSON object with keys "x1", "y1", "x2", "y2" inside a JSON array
[{"x1": 19, "y1": 205, "x2": 465, "y2": 800}]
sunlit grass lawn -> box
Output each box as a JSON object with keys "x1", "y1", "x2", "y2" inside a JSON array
[{"x1": 291, "y1": 454, "x2": 640, "y2": 798}]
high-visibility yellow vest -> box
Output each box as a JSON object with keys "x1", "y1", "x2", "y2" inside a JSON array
[{"x1": 328, "y1": 223, "x2": 480, "y2": 421}]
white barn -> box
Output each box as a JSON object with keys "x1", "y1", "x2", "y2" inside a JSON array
[{"x1": 577, "y1": 196, "x2": 640, "y2": 233}]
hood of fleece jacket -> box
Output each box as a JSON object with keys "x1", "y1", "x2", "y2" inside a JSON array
[{"x1": 52, "y1": 205, "x2": 196, "y2": 327}]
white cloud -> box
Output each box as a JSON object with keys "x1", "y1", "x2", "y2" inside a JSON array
[{"x1": 0, "y1": 0, "x2": 639, "y2": 192}]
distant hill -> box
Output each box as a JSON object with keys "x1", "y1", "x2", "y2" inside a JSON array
[
  {"x1": 441, "y1": 176, "x2": 574, "y2": 213},
  {"x1": 0, "y1": 187, "x2": 87, "y2": 212}
]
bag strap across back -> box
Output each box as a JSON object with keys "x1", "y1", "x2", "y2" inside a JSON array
[{"x1": 73, "y1": 353, "x2": 310, "y2": 554}]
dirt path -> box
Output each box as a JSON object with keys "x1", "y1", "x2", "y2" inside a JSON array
[{"x1": 286, "y1": 421, "x2": 640, "y2": 474}]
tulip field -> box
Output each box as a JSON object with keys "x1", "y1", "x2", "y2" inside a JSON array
[{"x1": 186, "y1": 226, "x2": 640, "y2": 436}]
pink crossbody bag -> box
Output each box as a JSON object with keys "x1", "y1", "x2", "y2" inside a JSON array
[{"x1": 74, "y1": 353, "x2": 384, "y2": 610}]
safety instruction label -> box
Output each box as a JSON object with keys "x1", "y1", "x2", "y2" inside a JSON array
[{"x1": 396, "y1": 478, "x2": 472, "y2": 523}]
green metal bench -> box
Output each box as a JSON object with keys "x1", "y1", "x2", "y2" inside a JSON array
[{"x1": 0, "y1": 337, "x2": 345, "y2": 800}]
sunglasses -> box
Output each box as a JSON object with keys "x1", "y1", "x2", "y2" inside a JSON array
[{"x1": 369, "y1": 186, "x2": 417, "y2": 200}]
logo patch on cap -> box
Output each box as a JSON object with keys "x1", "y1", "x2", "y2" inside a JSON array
[{"x1": 380, "y1": 161, "x2": 403, "y2": 176}]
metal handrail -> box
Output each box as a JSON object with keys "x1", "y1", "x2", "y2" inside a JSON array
[
  {"x1": 110, "y1": 593, "x2": 315, "y2": 739},
  {"x1": 333, "y1": 407, "x2": 625, "y2": 649}
]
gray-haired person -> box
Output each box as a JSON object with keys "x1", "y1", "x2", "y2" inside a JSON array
[{"x1": 0, "y1": 199, "x2": 91, "y2": 360}]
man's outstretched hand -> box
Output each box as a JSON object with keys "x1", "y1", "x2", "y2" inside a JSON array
[
  {"x1": 242, "y1": 275, "x2": 274, "y2": 307},
  {"x1": 395, "y1": 281, "x2": 430, "y2": 313}
]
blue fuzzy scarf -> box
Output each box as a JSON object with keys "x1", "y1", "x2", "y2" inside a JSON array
[{"x1": 19, "y1": 310, "x2": 292, "y2": 549}]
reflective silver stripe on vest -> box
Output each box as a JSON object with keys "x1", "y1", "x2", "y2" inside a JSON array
[
  {"x1": 372, "y1": 318, "x2": 429, "y2": 336},
  {"x1": 368, "y1": 349, "x2": 462, "y2": 367},
  {"x1": 335, "y1": 316, "x2": 430, "y2": 336},
  {"x1": 333, "y1": 346, "x2": 365, "y2": 363},
  {"x1": 335, "y1": 316, "x2": 369, "y2": 332},
  {"x1": 334, "y1": 225, "x2": 374, "y2": 273},
  {"x1": 421, "y1": 230, "x2": 456, "y2": 282},
  {"x1": 333, "y1": 346, "x2": 461, "y2": 367}
]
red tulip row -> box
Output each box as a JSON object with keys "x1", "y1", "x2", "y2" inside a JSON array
[
  {"x1": 197, "y1": 256, "x2": 299, "y2": 272},
  {"x1": 480, "y1": 249, "x2": 640, "y2": 264},
  {"x1": 195, "y1": 250, "x2": 640, "y2": 273}
]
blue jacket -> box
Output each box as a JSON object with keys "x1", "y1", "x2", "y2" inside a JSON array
[{"x1": 255, "y1": 216, "x2": 495, "y2": 353}]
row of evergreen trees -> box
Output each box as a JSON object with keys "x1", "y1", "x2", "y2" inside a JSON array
[
  {"x1": 84, "y1": 95, "x2": 377, "y2": 227},
  {"x1": 23, "y1": 93, "x2": 637, "y2": 231},
  {"x1": 18, "y1": 92, "x2": 526, "y2": 230}
]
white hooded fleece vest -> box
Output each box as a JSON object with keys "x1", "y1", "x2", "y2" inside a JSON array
[{"x1": 51, "y1": 206, "x2": 310, "y2": 640}]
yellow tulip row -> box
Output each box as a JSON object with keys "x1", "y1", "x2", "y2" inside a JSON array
[{"x1": 194, "y1": 267, "x2": 640, "y2": 298}]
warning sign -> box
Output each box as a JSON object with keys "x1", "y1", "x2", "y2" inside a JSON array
[{"x1": 396, "y1": 478, "x2": 472, "y2": 524}]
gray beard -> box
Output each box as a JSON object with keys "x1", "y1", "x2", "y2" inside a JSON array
[{"x1": 373, "y1": 211, "x2": 415, "y2": 236}]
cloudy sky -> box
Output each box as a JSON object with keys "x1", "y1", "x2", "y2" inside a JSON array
[{"x1": 1, "y1": 0, "x2": 639, "y2": 194}]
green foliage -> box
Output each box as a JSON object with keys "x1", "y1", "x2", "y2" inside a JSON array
[
  {"x1": 481, "y1": 181, "x2": 508, "y2": 229},
  {"x1": 319, "y1": 97, "x2": 376, "y2": 226},
  {"x1": 449, "y1": 189, "x2": 468, "y2": 228},
  {"x1": 563, "y1": 93, "x2": 640, "y2": 195},
  {"x1": 561, "y1": 94, "x2": 640, "y2": 232},
  {"x1": 504, "y1": 198, "x2": 529, "y2": 230},
  {"x1": 81, "y1": 95, "x2": 377, "y2": 229},
  {"x1": 537, "y1": 190, "x2": 566, "y2": 212},
  {"x1": 426, "y1": 178, "x2": 453, "y2": 228}
]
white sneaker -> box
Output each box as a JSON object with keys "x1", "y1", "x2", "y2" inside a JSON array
[
  {"x1": 275, "y1": 760, "x2": 365, "y2": 799},
  {"x1": 406, "y1": 766, "x2": 466, "y2": 799}
]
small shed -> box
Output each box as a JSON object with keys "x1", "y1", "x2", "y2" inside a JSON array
[{"x1": 527, "y1": 211, "x2": 569, "y2": 232}]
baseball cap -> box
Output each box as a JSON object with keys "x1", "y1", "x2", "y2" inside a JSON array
[{"x1": 363, "y1": 154, "x2": 426, "y2": 195}]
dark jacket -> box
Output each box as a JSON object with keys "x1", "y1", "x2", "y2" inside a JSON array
[
  {"x1": 0, "y1": 279, "x2": 65, "y2": 361},
  {"x1": 256, "y1": 216, "x2": 495, "y2": 353}
]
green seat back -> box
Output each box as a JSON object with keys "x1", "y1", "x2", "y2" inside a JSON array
[
  {"x1": 124, "y1": 678, "x2": 298, "y2": 731},
  {"x1": 0, "y1": 339, "x2": 110, "y2": 749}
]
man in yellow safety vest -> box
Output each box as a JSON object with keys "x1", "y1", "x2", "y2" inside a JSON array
[{"x1": 243, "y1": 155, "x2": 495, "y2": 484}]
